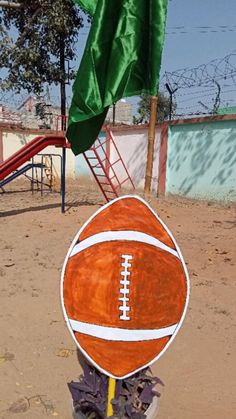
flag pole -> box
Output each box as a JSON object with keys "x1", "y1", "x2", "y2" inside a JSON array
[
  {"x1": 144, "y1": 96, "x2": 158, "y2": 195},
  {"x1": 107, "y1": 377, "x2": 116, "y2": 417}
]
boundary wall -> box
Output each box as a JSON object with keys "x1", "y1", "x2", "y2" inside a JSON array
[{"x1": 1, "y1": 113, "x2": 236, "y2": 201}]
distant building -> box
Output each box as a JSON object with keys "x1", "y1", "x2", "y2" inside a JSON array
[
  {"x1": 17, "y1": 96, "x2": 66, "y2": 130},
  {"x1": 106, "y1": 100, "x2": 132, "y2": 125},
  {"x1": 17, "y1": 96, "x2": 36, "y2": 113},
  {"x1": 1, "y1": 96, "x2": 132, "y2": 130},
  {"x1": 0, "y1": 104, "x2": 22, "y2": 127}
]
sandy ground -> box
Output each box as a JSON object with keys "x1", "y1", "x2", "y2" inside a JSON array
[{"x1": 0, "y1": 180, "x2": 235, "y2": 419}]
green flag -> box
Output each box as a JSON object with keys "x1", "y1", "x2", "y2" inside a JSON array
[
  {"x1": 74, "y1": 0, "x2": 97, "y2": 16},
  {"x1": 68, "y1": 0, "x2": 168, "y2": 155}
]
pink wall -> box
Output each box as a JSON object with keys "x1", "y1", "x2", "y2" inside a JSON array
[{"x1": 109, "y1": 126, "x2": 161, "y2": 192}]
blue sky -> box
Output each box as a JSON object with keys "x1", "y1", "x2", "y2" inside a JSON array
[
  {"x1": 2, "y1": 0, "x2": 236, "y2": 114},
  {"x1": 66, "y1": 0, "x2": 236, "y2": 115},
  {"x1": 162, "y1": 0, "x2": 236, "y2": 70},
  {"x1": 160, "y1": 0, "x2": 236, "y2": 115},
  {"x1": 73, "y1": 0, "x2": 236, "y2": 75}
]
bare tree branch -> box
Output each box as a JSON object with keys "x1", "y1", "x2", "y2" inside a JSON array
[{"x1": 0, "y1": 1, "x2": 22, "y2": 9}]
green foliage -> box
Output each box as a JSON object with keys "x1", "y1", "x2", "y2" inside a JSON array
[
  {"x1": 0, "y1": 0, "x2": 83, "y2": 94},
  {"x1": 133, "y1": 92, "x2": 177, "y2": 124}
]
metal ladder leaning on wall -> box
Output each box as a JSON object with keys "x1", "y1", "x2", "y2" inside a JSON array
[
  {"x1": 32, "y1": 154, "x2": 60, "y2": 193},
  {"x1": 83, "y1": 127, "x2": 135, "y2": 202},
  {"x1": 44, "y1": 155, "x2": 60, "y2": 191}
]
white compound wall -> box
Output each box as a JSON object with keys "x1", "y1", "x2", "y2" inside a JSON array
[{"x1": 108, "y1": 126, "x2": 161, "y2": 192}]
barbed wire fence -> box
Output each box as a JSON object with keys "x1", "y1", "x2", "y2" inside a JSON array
[
  {"x1": 160, "y1": 50, "x2": 236, "y2": 119},
  {"x1": 1, "y1": 50, "x2": 236, "y2": 125}
]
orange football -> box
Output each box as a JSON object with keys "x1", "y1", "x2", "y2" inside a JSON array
[{"x1": 61, "y1": 196, "x2": 189, "y2": 379}]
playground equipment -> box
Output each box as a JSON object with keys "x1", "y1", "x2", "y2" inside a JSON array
[
  {"x1": 31, "y1": 153, "x2": 61, "y2": 194},
  {"x1": 0, "y1": 128, "x2": 134, "y2": 210},
  {"x1": 0, "y1": 135, "x2": 67, "y2": 212},
  {"x1": 1, "y1": 155, "x2": 61, "y2": 194},
  {"x1": 0, "y1": 135, "x2": 66, "y2": 180},
  {"x1": 83, "y1": 128, "x2": 135, "y2": 202},
  {"x1": 0, "y1": 163, "x2": 46, "y2": 190}
]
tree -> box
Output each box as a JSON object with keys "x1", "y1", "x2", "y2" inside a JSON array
[
  {"x1": 133, "y1": 92, "x2": 177, "y2": 124},
  {"x1": 0, "y1": 0, "x2": 83, "y2": 124}
]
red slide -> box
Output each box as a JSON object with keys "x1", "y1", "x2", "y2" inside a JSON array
[{"x1": 0, "y1": 135, "x2": 67, "y2": 181}]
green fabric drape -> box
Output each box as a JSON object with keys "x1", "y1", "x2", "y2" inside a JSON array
[
  {"x1": 68, "y1": 0, "x2": 168, "y2": 155},
  {"x1": 73, "y1": 0, "x2": 97, "y2": 16}
]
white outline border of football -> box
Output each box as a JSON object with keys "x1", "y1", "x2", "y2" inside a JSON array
[{"x1": 60, "y1": 195, "x2": 190, "y2": 379}]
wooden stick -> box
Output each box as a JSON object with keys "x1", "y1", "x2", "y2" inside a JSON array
[
  {"x1": 107, "y1": 377, "x2": 116, "y2": 417},
  {"x1": 144, "y1": 96, "x2": 158, "y2": 195}
]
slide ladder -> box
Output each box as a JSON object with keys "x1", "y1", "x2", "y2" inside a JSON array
[
  {"x1": 32, "y1": 155, "x2": 60, "y2": 192},
  {"x1": 83, "y1": 128, "x2": 135, "y2": 202},
  {"x1": 44, "y1": 156, "x2": 59, "y2": 190}
]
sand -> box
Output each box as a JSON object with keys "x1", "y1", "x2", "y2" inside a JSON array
[{"x1": 0, "y1": 181, "x2": 235, "y2": 419}]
